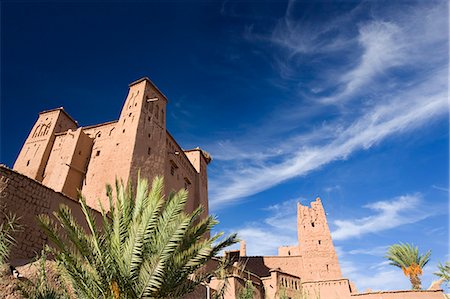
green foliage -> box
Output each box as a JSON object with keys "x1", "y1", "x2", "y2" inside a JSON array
[
  {"x1": 20, "y1": 250, "x2": 71, "y2": 299},
  {"x1": 434, "y1": 261, "x2": 450, "y2": 286},
  {"x1": 210, "y1": 256, "x2": 235, "y2": 299},
  {"x1": 0, "y1": 212, "x2": 20, "y2": 265},
  {"x1": 38, "y1": 175, "x2": 238, "y2": 299},
  {"x1": 279, "y1": 287, "x2": 320, "y2": 299},
  {"x1": 238, "y1": 279, "x2": 254, "y2": 299},
  {"x1": 385, "y1": 242, "x2": 431, "y2": 290}
]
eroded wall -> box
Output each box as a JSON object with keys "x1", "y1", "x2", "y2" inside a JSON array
[
  {"x1": 350, "y1": 290, "x2": 446, "y2": 299},
  {"x1": 0, "y1": 165, "x2": 101, "y2": 266},
  {"x1": 297, "y1": 198, "x2": 342, "y2": 281},
  {"x1": 302, "y1": 279, "x2": 352, "y2": 299}
]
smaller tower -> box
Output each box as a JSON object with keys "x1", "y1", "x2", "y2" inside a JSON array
[
  {"x1": 240, "y1": 240, "x2": 247, "y2": 256},
  {"x1": 297, "y1": 197, "x2": 342, "y2": 281},
  {"x1": 13, "y1": 108, "x2": 78, "y2": 182}
]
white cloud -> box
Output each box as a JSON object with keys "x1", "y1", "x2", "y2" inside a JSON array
[
  {"x1": 339, "y1": 252, "x2": 445, "y2": 292},
  {"x1": 225, "y1": 198, "x2": 301, "y2": 256},
  {"x1": 340, "y1": 257, "x2": 409, "y2": 291},
  {"x1": 210, "y1": 69, "x2": 448, "y2": 208},
  {"x1": 210, "y1": 2, "x2": 448, "y2": 209},
  {"x1": 208, "y1": 1, "x2": 448, "y2": 209},
  {"x1": 321, "y1": 21, "x2": 406, "y2": 104},
  {"x1": 432, "y1": 185, "x2": 449, "y2": 192},
  {"x1": 264, "y1": 198, "x2": 299, "y2": 231},
  {"x1": 331, "y1": 194, "x2": 434, "y2": 240},
  {"x1": 230, "y1": 226, "x2": 297, "y2": 256},
  {"x1": 348, "y1": 246, "x2": 389, "y2": 256}
]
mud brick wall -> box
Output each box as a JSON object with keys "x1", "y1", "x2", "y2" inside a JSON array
[{"x1": 0, "y1": 165, "x2": 100, "y2": 266}]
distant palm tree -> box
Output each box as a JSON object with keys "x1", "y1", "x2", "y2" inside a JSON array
[
  {"x1": 38, "y1": 175, "x2": 238, "y2": 298},
  {"x1": 385, "y1": 243, "x2": 431, "y2": 290},
  {"x1": 434, "y1": 261, "x2": 450, "y2": 286}
]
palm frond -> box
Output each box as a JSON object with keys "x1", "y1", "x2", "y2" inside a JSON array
[{"x1": 38, "y1": 174, "x2": 237, "y2": 298}]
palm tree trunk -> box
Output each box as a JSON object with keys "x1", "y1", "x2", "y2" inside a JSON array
[{"x1": 409, "y1": 274, "x2": 422, "y2": 290}]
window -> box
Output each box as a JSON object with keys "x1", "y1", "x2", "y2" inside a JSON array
[
  {"x1": 123, "y1": 129, "x2": 125, "y2": 133},
  {"x1": 96, "y1": 150, "x2": 101, "y2": 157},
  {"x1": 311, "y1": 222, "x2": 315, "y2": 227},
  {"x1": 326, "y1": 264, "x2": 329, "y2": 271},
  {"x1": 318, "y1": 240, "x2": 321, "y2": 245},
  {"x1": 148, "y1": 147, "x2": 151, "y2": 155},
  {"x1": 170, "y1": 160, "x2": 178, "y2": 176},
  {"x1": 78, "y1": 151, "x2": 82, "y2": 155},
  {"x1": 26, "y1": 160, "x2": 30, "y2": 166},
  {"x1": 148, "y1": 116, "x2": 151, "y2": 121},
  {"x1": 129, "y1": 113, "x2": 132, "y2": 117},
  {"x1": 184, "y1": 177, "x2": 191, "y2": 190}
]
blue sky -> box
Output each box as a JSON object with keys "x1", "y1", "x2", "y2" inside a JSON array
[{"x1": 1, "y1": 0, "x2": 448, "y2": 292}]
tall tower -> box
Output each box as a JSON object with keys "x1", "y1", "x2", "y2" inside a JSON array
[
  {"x1": 80, "y1": 77, "x2": 168, "y2": 210},
  {"x1": 297, "y1": 198, "x2": 342, "y2": 281},
  {"x1": 13, "y1": 108, "x2": 78, "y2": 181}
]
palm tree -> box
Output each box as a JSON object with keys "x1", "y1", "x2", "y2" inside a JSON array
[
  {"x1": 38, "y1": 175, "x2": 238, "y2": 298},
  {"x1": 434, "y1": 261, "x2": 450, "y2": 286},
  {"x1": 385, "y1": 243, "x2": 431, "y2": 290},
  {"x1": 0, "y1": 212, "x2": 20, "y2": 265}
]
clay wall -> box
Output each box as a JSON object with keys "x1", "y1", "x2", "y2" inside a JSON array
[
  {"x1": 302, "y1": 278, "x2": 352, "y2": 299},
  {"x1": 278, "y1": 245, "x2": 300, "y2": 256},
  {"x1": 297, "y1": 198, "x2": 342, "y2": 281},
  {"x1": 42, "y1": 128, "x2": 93, "y2": 199},
  {"x1": 165, "y1": 133, "x2": 199, "y2": 213},
  {"x1": 81, "y1": 121, "x2": 120, "y2": 209},
  {"x1": 0, "y1": 165, "x2": 101, "y2": 266},
  {"x1": 81, "y1": 78, "x2": 169, "y2": 210},
  {"x1": 184, "y1": 149, "x2": 209, "y2": 218},
  {"x1": 209, "y1": 275, "x2": 265, "y2": 299},
  {"x1": 272, "y1": 270, "x2": 303, "y2": 298},
  {"x1": 244, "y1": 255, "x2": 304, "y2": 278},
  {"x1": 127, "y1": 79, "x2": 167, "y2": 197},
  {"x1": 350, "y1": 290, "x2": 446, "y2": 299},
  {"x1": 14, "y1": 109, "x2": 78, "y2": 182}
]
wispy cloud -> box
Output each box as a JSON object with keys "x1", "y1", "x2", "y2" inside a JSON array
[
  {"x1": 321, "y1": 20, "x2": 405, "y2": 104},
  {"x1": 230, "y1": 226, "x2": 297, "y2": 256},
  {"x1": 331, "y1": 194, "x2": 435, "y2": 240},
  {"x1": 225, "y1": 198, "x2": 300, "y2": 256},
  {"x1": 432, "y1": 185, "x2": 449, "y2": 192},
  {"x1": 348, "y1": 245, "x2": 389, "y2": 256},
  {"x1": 339, "y1": 250, "x2": 445, "y2": 291},
  {"x1": 227, "y1": 193, "x2": 439, "y2": 255},
  {"x1": 208, "y1": 0, "x2": 448, "y2": 208},
  {"x1": 210, "y1": 71, "x2": 447, "y2": 207},
  {"x1": 339, "y1": 254, "x2": 409, "y2": 291}
]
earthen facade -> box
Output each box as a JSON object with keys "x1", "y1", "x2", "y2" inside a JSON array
[{"x1": 13, "y1": 77, "x2": 210, "y2": 215}]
